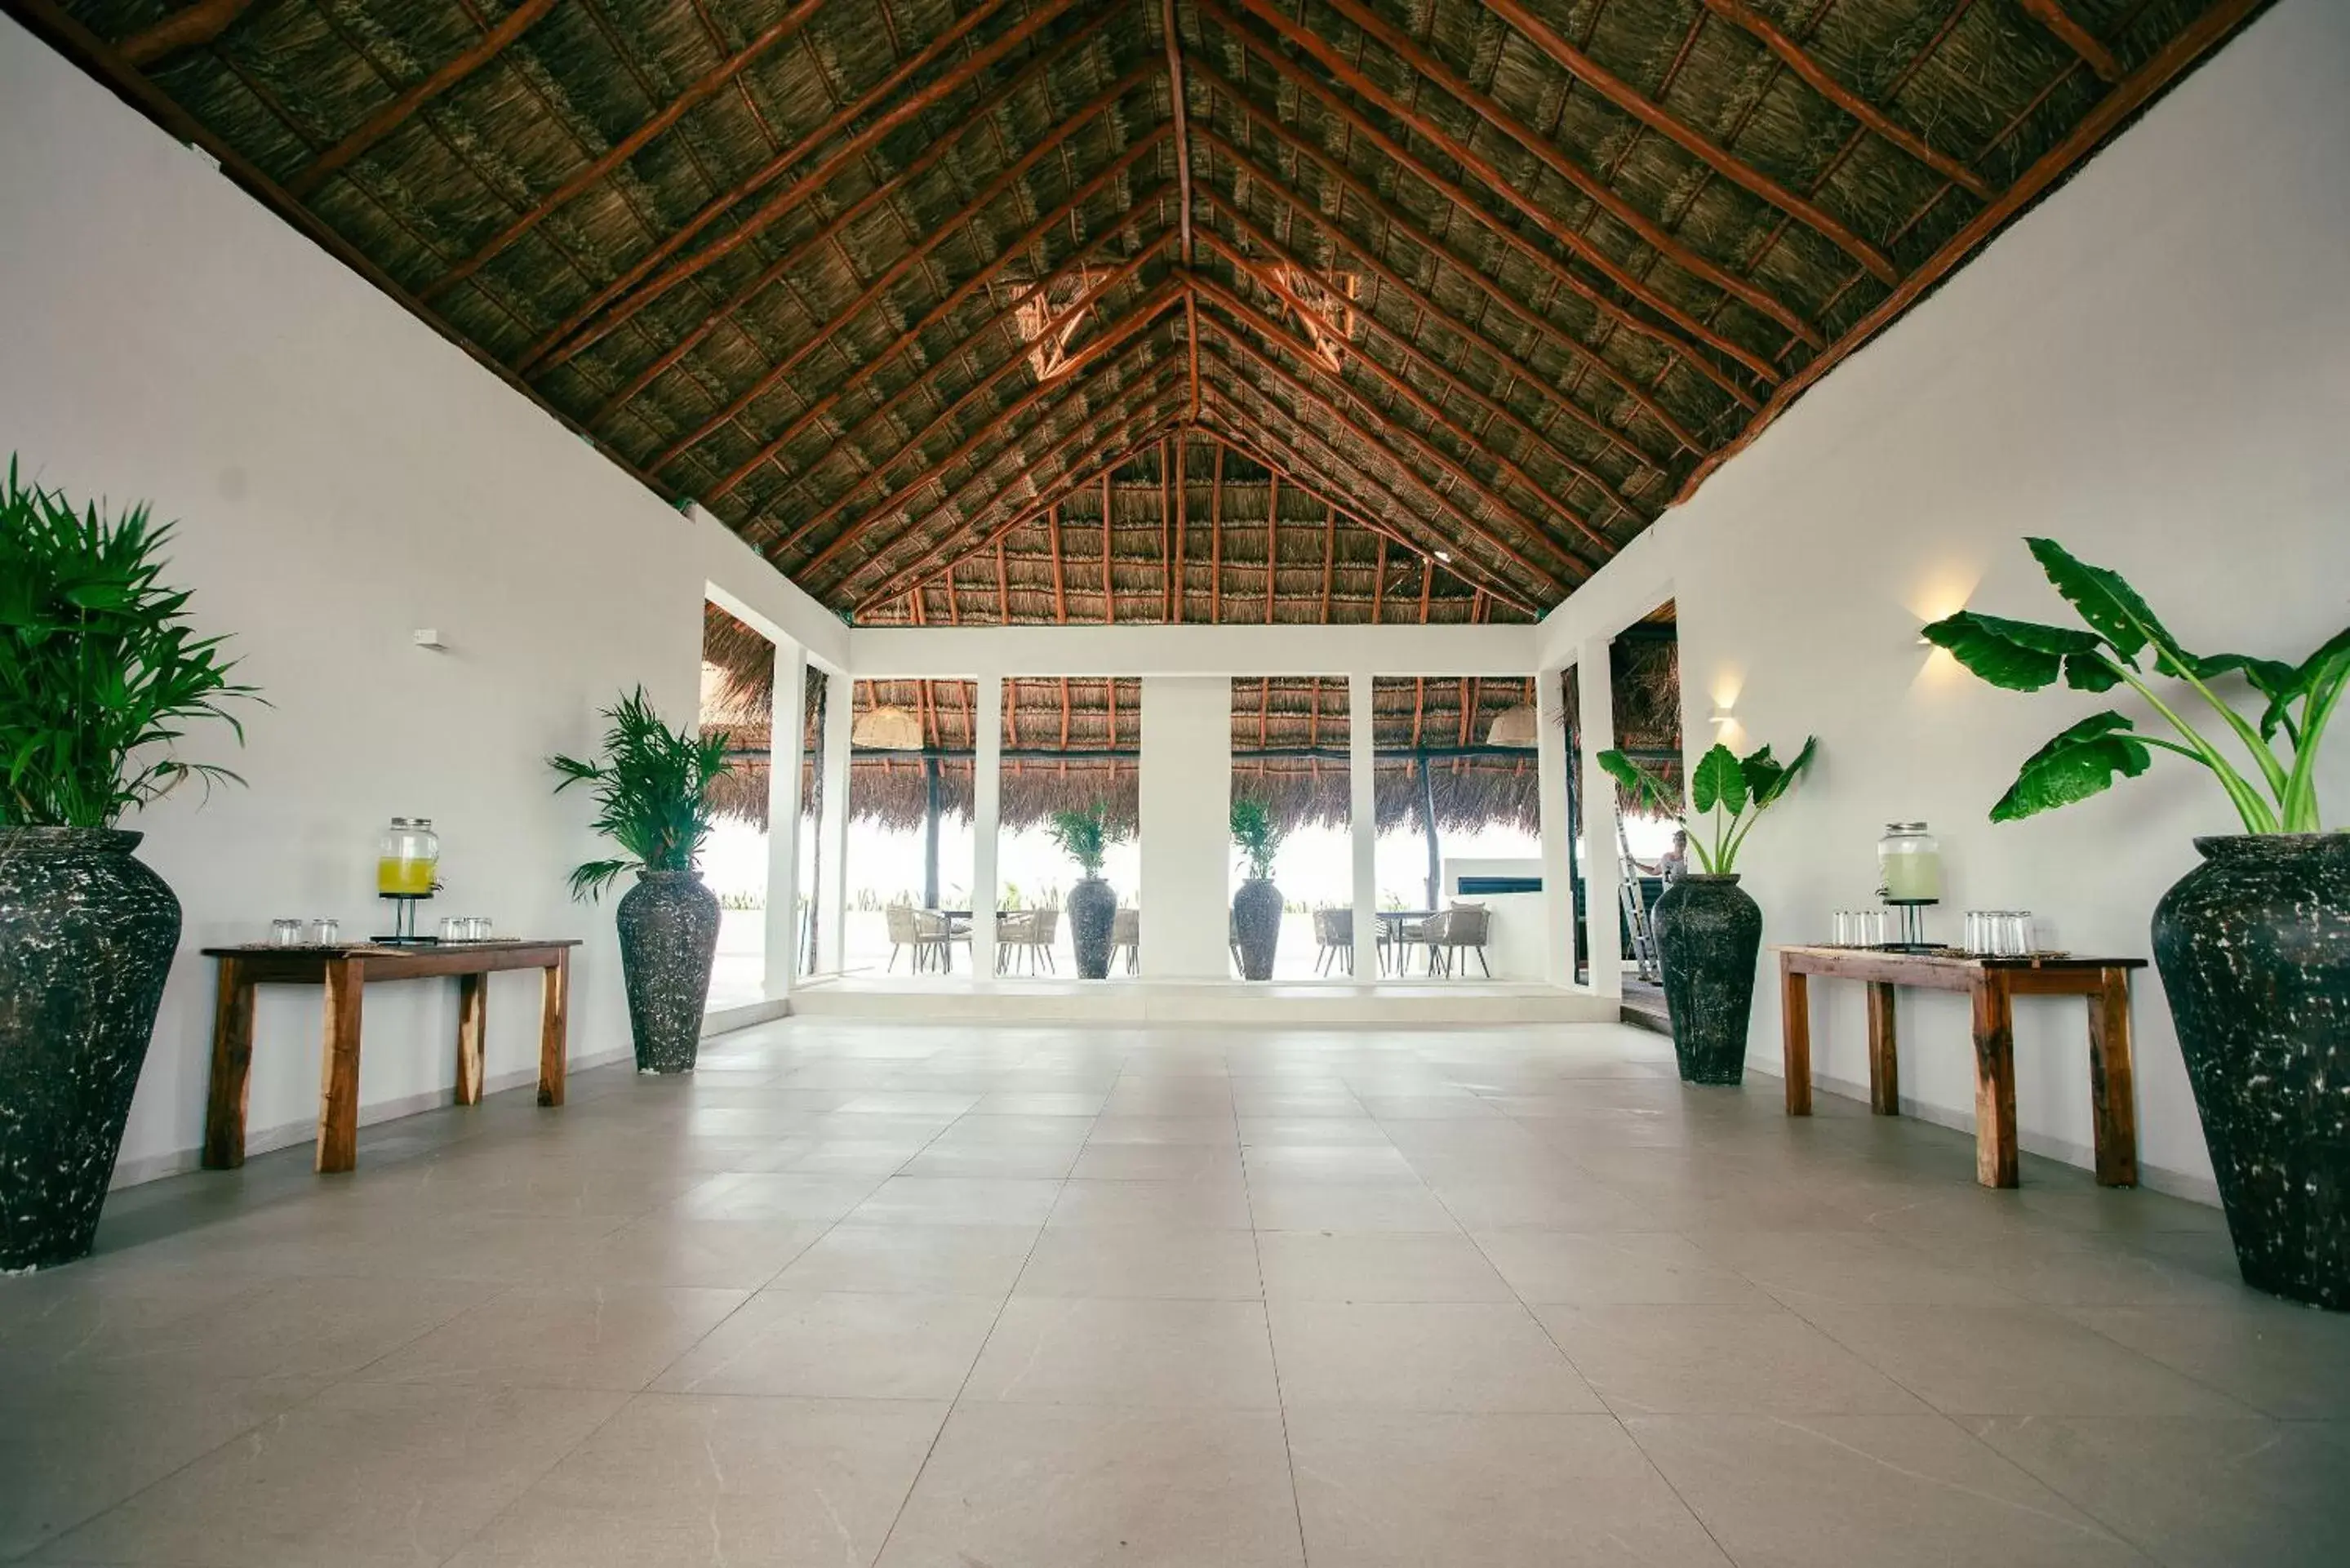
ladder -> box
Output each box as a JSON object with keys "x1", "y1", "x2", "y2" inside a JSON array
[{"x1": 1618, "y1": 818, "x2": 1662, "y2": 983}]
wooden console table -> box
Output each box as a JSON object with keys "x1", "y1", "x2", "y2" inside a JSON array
[
  {"x1": 1775, "y1": 946, "x2": 2144, "y2": 1190},
  {"x1": 201, "y1": 939, "x2": 580, "y2": 1174}
]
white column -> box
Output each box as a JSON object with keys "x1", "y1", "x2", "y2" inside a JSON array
[
  {"x1": 816, "y1": 668, "x2": 851, "y2": 975},
  {"x1": 762, "y1": 644, "x2": 806, "y2": 999},
  {"x1": 1348, "y1": 673, "x2": 1378, "y2": 981},
  {"x1": 1139, "y1": 676, "x2": 1233, "y2": 978},
  {"x1": 971, "y1": 674, "x2": 1002, "y2": 981},
  {"x1": 1535, "y1": 664, "x2": 1575, "y2": 988},
  {"x1": 1577, "y1": 637, "x2": 1623, "y2": 1000}
]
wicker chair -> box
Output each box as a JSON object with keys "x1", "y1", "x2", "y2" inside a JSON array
[
  {"x1": 1111, "y1": 908, "x2": 1139, "y2": 974},
  {"x1": 884, "y1": 904, "x2": 921, "y2": 973},
  {"x1": 1313, "y1": 908, "x2": 1353, "y2": 975},
  {"x1": 1390, "y1": 911, "x2": 1437, "y2": 975},
  {"x1": 993, "y1": 909, "x2": 1037, "y2": 974},
  {"x1": 1026, "y1": 908, "x2": 1059, "y2": 973},
  {"x1": 913, "y1": 908, "x2": 966, "y2": 973},
  {"x1": 1429, "y1": 903, "x2": 1493, "y2": 978}
]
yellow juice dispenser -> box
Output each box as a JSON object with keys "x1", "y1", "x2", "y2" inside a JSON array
[
  {"x1": 375, "y1": 816, "x2": 440, "y2": 942},
  {"x1": 1877, "y1": 821, "x2": 1942, "y2": 950}
]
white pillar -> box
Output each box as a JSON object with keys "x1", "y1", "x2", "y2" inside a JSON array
[
  {"x1": 1535, "y1": 664, "x2": 1575, "y2": 988},
  {"x1": 1348, "y1": 673, "x2": 1378, "y2": 981},
  {"x1": 1139, "y1": 676, "x2": 1233, "y2": 978},
  {"x1": 971, "y1": 674, "x2": 1002, "y2": 981},
  {"x1": 1577, "y1": 637, "x2": 1623, "y2": 1000},
  {"x1": 816, "y1": 669, "x2": 851, "y2": 975},
  {"x1": 763, "y1": 645, "x2": 806, "y2": 999}
]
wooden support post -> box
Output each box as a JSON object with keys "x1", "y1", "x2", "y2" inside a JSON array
[
  {"x1": 1779, "y1": 957, "x2": 1811, "y2": 1115},
  {"x1": 1970, "y1": 971, "x2": 2019, "y2": 1188},
  {"x1": 538, "y1": 948, "x2": 569, "y2": 1107},
  {"x1": 1264, "y1": 472, "x2": 1279, "y2": 623},
  {"x1": 1102, "y1": 470, "x2": 1116, "y2": 624},
  {"x1": 1865, "y1": 980, "x2": 1899, "y2": 1115},
  {"x1": 316, "y1": 957, "x2": 365, "y2": 1174},
  {"x1": 455, "y1": 972, "x2": 487, "y2": 1106},
  {"x1": 1210, "y1": 442, "x2": 1224, "y2": 620},
  {"x1": 202, "y1": 957, "x2": 255, "y2": 1169},
  {"x1": 2087, "y1": 968, "x2": 2139, "y2": 1187}
]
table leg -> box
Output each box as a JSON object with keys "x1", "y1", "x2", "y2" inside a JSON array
[
  {"x1": 202, "y1": 959, "x2": 256, "y2": 1169},
  {"x1": 455, "y1": 972, "x2": 487, "y2": 1106},
  {"x1": 2087, "y1": 968, "x2": 2139, "y2": 1188},
  {"x1": 538, "y1": 949, "x2": 569, "y2": 1108},
  {"x1": 316, "y1": 957, "x2": 365, "y2": 1174},
  {"x1": 1970, "y1": 971, "x2": 2019, "y2": 1188},
  {"x1": 1866, "y1": 981, "x2": 1900, "y2": 1116},
  {"x1": 1780, "y1": 957, "x2": 1812, "y2": 1115}
]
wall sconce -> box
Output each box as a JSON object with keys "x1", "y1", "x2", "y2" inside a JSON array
[{"x1": 1708, "y1": 707, "x2": 1735, "y2": 726}]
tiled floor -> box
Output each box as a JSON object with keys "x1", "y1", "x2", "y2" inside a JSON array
[{"x1": 4, "y1": 1019, "x2": 2347, "y2": 1566}]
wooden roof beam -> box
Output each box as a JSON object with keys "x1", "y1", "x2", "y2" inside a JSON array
[
  {"x1": 2016, "y1": 0, "x2": 2124, "y2": 83},
  {"x1": 118, "y1": 0, "x2": 259, "y2": 68},
  {"x1": 601, "y1": 36, "x2": 1144, "y2": 432},
  {"x1": 1193, "y1": 283, "x2": 1587, "y2": 587},
  {"x1": 709, "y1": 160, "x2": 1173, "y2": 500},
  {"x1": 1161, "y1": 0, "x2": 1195, "y2": 267},
  {"x1": 514, "y1": 0, "x2": 1044, "y2": 369},
  {"x1": 545, "y1": 0, "x2": 1089, "y2": 364},
  {"x1": 1691, "y1": 0, "x2": 1994, "y2": 199},
  {"x1": 1203, "y1": 0, "x2": 1819, "y2": 358},
  {"x1": 425, "y1": 0, "x2": 827, "y2": 300},
  {"x1": 287, "y1": 0, "x2": 560, "y2": 198},
  {"x1": 1197, "y1": 226, "x2": 1622, "y2": 557},
  {"x1": 777, "y1": 264, "x2": 1180, "y2": 566},
  {"x1": 1471, "y1": 0, "x2": 1899, "y2": 281}
]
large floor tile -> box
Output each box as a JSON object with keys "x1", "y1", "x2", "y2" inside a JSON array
[
  {"x1": 442, "y1": 1393, "x2": 948, "y2": 1567},
  {"x1": 652, "y1": 1290, "x2": 1002, "y2": 1398},
  {"x1": 847, "y1": 1176, "x2": 1066, "y2": 1227},
  {"x1": 962, "y1": 1296, "x2": 1280, "y2": 1408},
  {"x1": 1014, "y1": 1225, "x2": 1264, "y2": 1299},
  {"x1": 354, "y1": 1285, "x2": 746, "y2": 1389},
  {"x1": 1268, "y1": 1300, "x2": 1601, "y2": 1412},
  {"x1": 36, "y1": 1379, "x2": 627, "y2": 1567},
  {"x1": 875, "y1": 1403, "x2": 1302, "y2": 1567},
  {"x1": 1474, "y1": 1230, "x2": 1772, "y2": 1305},
  {"x1": 1534, "y1": 1303, "x2": 1930, "y2": 1415},
  {"x1": 1047, "y1": 1178, "x2": 1253, "y2": 1228},
  {"x1": 1256, "y1": 1229, "x2": 1513, "y2": 1301},
  {"x1": 1284, "y1": 1409, "x2": 1726, "y2": 1566},
  {"x1": 765, "y1": 1222, "x2": 1041, "y2": 1295},
  {"x1": 2064, "y1": 1302, "x2": 2350, "y2": 1418},
  {"x1": 1628, "y1": 1413, "x2": 2148, "y2": 1567},
  {"x1": 1246, "y1": 1180, "x2": 1459, "y2": 1233}
]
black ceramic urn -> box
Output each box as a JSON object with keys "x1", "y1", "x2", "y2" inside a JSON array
[
  {"x1": 1650, "y1": 873, "x2": 1764, "y2": 1086},
  {"x1": 615, "y1": 868, "x2": 720, "y2": 1073},
  {"x1": 1068, "y1": 876, "x2": 1117, "y2": 979},
  {"x1": 1233, "y1": 878, "x2": 1282, "y2": 980}
]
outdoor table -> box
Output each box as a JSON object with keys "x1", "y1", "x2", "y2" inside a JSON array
[
  {"x1": 200, "y1": 939, "x2": 580, "y2": 1174},
  {"x1": 1375, "y1": 910, "x2": 1437, "y2": 973},
  {"x1": 1774, "y1": 945, "x2": 2144, "y2": 1189}
]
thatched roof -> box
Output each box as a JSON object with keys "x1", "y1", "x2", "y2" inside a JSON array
[{"x1": 31, "y1": 0, "x2": 2265, "y2": 620}]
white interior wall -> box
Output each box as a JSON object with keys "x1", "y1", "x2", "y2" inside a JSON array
[
  {"x1": 1539, "y1": 0, "x2": 2350, "y2": 1199},
  {"x1": 1138, "y1": 677, "x2": 1235, "y2": 977},
  {"x1": 0, "y1": 18, "x2": 837, "y2": 1182}
]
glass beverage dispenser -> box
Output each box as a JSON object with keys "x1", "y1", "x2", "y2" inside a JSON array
[
  {"x1": 1877, "y1": 821, "x2": 1942, "y2": 949},
  {"x1": 375, "y1": 816, "x2": 440, "y2": 942}
]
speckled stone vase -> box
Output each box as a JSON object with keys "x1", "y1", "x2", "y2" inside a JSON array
[
  {"x1": 1233, "y1": 878, "x2": 1282, "y2": 980},
  {"x1": 0, "y1": 828, "x2": 181, "y2": 1271},
  {"x1": 1652, "y1": 874, "x2": 1763, "y2": 1086},
  {"x1": 615, "y1": 869, "x2": 719, "y2": 1074},
  {"x1": 1068, "y1": 877, "x2": 1116, "y2": 980},
  {"x1": 2153, "y1": 833, "x2": 2349, "y2": 1311}
]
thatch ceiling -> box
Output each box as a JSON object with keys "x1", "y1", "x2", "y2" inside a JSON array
[{"x1": 23, "y1": 0, "x2": 2266, "y2": 619}]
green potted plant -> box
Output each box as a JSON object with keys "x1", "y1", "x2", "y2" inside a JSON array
[
  {"x1": 1229, "y1": 794, "x2": 1288, "y2": 979},
  {"x1": 0, "y1": 462, "x2": 257, "y2": 1269},
  {"x1": 1047, "y1": 799, "x2": 1127, "y2": 979},
  {"x1": 550, "y1": 688, "x2": 731, "y2": 1073},
  {"x1": 1924, "y1": 537, "x2": 2347, "y2": 1308},
  {"x1": 1601, "y1": 736, "x2": 1816, "y2": 1084}
]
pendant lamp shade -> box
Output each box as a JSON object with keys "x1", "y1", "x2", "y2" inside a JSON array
[
  {"x1": 1486, "y1": 704, "x2": 1540, "y2": 748},
  {"x1": 853, "y1": 705, "x2": 924, "y2": 750}
]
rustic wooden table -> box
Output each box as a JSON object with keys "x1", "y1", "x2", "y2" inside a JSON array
[
  {"x1": 200, "y1": 939, "x2": 580, "y2": 1174},
  {"x1": 1774, "y1": 945, "x2": 2145, "y2": 1190}
]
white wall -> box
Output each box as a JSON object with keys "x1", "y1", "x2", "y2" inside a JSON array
[
  {"x1": 1539, "y1": 0, "x2": 2350, "y2": 1199},
  {"x1": 1138, "y1": 677, "x2": 1234, "y2": 977},
  {"x1": 0, "y1": 17, "x2": 837, "y2": 1182}
]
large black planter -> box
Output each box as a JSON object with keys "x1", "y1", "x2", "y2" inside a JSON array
[
  {"x1": 1651, "y1": 874, "x2": 1762, "y2": 1086},
  {"x1": 0, "y1": 828, "x2": 180, "y2": 1271},
  {"x1": 2153, "y1": 833, "x2": 2349, "y2": 1311},
  {"x1": 1233, "y1": 877, "x2": 1282, "y2": 980},
  {"x1": 1068, "y1": 877, "x2": 1117, "y2": 979},
  {"x1": 615, "y1": 869, "x2": 719, "y2": 1073}
]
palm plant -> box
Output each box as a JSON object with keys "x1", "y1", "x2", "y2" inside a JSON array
[
  {"x1": 1923, "y1": 539, "x2": 2347, "y2": 832},
  {"x1": 1046, "y1": 799, "x2": 1125, "y2": 877},
  {"x1": 0, "y1": 460, "x2": 259, "y2": 827},
  {"x1": 548, "y1": 687, "x2": 731, "y2": 901},
  {"x1": 1230, "y1": 795, "x2": 1286, "y2": 879},
  {"x1": 1598, "y1": 738, "x2": 1817, "y2": 875}
]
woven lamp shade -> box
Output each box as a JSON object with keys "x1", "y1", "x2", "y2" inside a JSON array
[
  {"x1": 1486, "y1": 705, "x2": 1540, "y2": 748},
  {"x1": 852, "y1": 706, "x2": 924, "y2": 750}
]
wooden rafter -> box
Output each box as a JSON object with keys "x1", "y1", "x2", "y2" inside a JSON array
[
  {"x1": 117, "y1": 0, "x2": 258, "y2": 67},
  {"x1": 1210, "y1": 439, "x2": 1224, "y2": 621},
  {"x1": 601, "y1": 41, "x2": 1148, "y2": 437},
  {"x1": 1205, "y1": 0, "x2": 1819, "y2": 358},
  {"x1": 2016, "y1": 0, "x2": 2124, "y2": 82},
  {"x1": 286, "y1": 0, "x2": 561, "y2": 198},
  {"x1": 1264, "y1": 469, "x2": 1279, "y2": 624},
  {"x1": 1470, "y1": 0, "x2": 1899, "y2": 281},
  {"x1": 1676, "y1": 0, "x2": 2264, "y2": 501},
  {"x1": 1161, "y1": 0, "x2": 1195, "y2": 267},
  {"x1": 1101, "y1": 467, "x2": 1116, "y2": 624},
  {"x1": 1691, "y1": 0, "x2": 1994, "y2": 200},
  {"x1": 705, "y1": 155, "x2": 1173, "y2": 501},
  {"x1": 1171, "y1": 429, "x2": 1188, "y2": 621},
  {"x1": 424, "y1": 0, "x2": 828, "y2": 301}
]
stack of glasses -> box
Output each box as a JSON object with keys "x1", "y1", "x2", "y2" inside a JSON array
[
  {"x1": 1829, "y1": 909, "x2": 1887, "y2": 947},
  {"x1": 1965, "y1": 911, "x2": 2036, "y2": 957}
]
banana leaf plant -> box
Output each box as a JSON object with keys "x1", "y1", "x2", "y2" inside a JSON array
[
  {"x1": 1598, "y1": 738, "x2": 1817, "y2": 875},
  {"x1": 1922, "y1": 539, "x2": 2348, "y2": 832}
]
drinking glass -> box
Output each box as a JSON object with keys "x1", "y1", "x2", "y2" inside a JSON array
[
  {"x1": 2007, "y1": 912, "x2": 2034, "y2": 956},
  {"x1": 270, "y1": 918, "x2": 304, "y2": 947},
  {"x1": 438, "y1": 917, "x2": 461, "y2": 942},
  {"x1": 468, "y1": 917, "x2": 492, "y2": 940},
  {"x1": 1831, "y1": 910, "x2": 1850, "y2": 945},
  {"x1": 311, "y1": 917, "x2": 340, "y2": 945}
]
